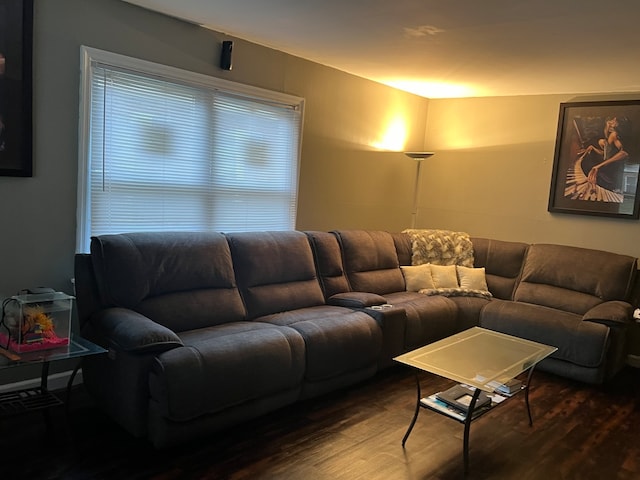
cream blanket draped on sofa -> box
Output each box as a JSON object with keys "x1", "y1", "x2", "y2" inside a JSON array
[{"x1": 402, "y1": 229, "x2": 474, "y2": 267}]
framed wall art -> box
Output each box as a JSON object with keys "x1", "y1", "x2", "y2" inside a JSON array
[
  {"x1": 548, "y1": 100, "x2": 640, "y2": 219},
  {"x1": 0, "y1": 0, "x2": 33, "y2": 176}
]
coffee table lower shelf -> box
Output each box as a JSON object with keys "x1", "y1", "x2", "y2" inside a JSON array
[
  {"x1": 401, "y1": 371, "x2": 535, "y2": 474},
  {"x1": 419, "y1": 392, "x2": 496, "y2": 423}
]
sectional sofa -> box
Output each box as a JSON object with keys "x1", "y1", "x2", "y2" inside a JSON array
[{"x1": 74, "y1": 229, "x2": 637, "y2": 448}]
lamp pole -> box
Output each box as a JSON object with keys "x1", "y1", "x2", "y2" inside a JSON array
[{"x1": 404, "y1": 152, "x2": 434, "y2": 229}]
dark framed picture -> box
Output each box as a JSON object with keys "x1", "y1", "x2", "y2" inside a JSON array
[
  {"x1": 548, "y1": 100, "x2": 640, "y2": 219},
  {"x1": 0, "y1": 0, "x2": 33, "y2": 177}
]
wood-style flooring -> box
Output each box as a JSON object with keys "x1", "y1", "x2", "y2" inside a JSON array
[{"x1": 2, "y1": 364, "x2": 640, "y2": 480}]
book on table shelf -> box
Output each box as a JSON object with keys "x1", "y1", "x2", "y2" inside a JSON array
[
  {"x1": 421, "y1": 393, "x2": 492, "y2": 421},
  {"x1": 436, "y1": 384, "x2": 491, "y2": 412},
  {"x1": 486, "y1": 378, "x2": 523, "y2": 396}
]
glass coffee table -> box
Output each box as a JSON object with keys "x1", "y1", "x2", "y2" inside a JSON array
[{"x1": 394, "y1": 327, "x2": 557, "y2": 473}]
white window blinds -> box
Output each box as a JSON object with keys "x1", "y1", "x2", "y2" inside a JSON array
[{"x1": 77, "y1": 47, "x2": 303, "y2": 253}]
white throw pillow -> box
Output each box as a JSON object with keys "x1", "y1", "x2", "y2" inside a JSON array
[
  {"x1": 429, "y1": 264, "x2": 459, "y2": 288},
  {"x1": 456, "y1": 266, "x2": 489, "y2": 291},
  {"x1": 401, "y1": 264, "x2": 435, "y2": 291}
]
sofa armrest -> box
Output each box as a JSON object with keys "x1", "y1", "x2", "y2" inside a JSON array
[
  {"x1": 582, "y1": 301, "x2": 633, "y2": 328},
  {"x1": 328, "y1": 292, "x2": 387, "y2": 308},
  {"x1": 90, "y1": 307, "x2": 183, "y2": 353}
]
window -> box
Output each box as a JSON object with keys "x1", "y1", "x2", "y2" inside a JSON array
[
  {"x1": 76, "y1": 47, "x2": 304, "y2": 253},
  {"x1": 623, "y1": 163, "x2": 639, "y2": 195}
]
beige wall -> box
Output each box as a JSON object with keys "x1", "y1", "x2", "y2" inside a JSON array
[
  {"x1": 422, "y1": 94, "x2": 640, "y2": 259},
  {"x1": 0, "y1": 0, "x2": 429, "y2": 299},
  {"x1": 285, "y1": 54, "x2": 429, "y2": 232},
  {"x1": 1, "y1": 0, "x2": 638, "y2": 304}
]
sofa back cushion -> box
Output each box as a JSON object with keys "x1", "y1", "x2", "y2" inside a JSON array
[
  {"x1": 333, "y1": 230, "x2": 405, "y2": 295},
  {"x1": 304, "y1": 231, "x2": 350, "y2": 299},
  {"x1": 514, "y1": 244, "x2": 637, "y2": 315},
  {"x1": 391, "y1": 232, "x2": 412, "y2": 266},
  {"x1": 90, "y1": 232, "x2": 246, "y2": 332},
  {"x1": 471, "y1": 237, "x2": 529, "y2": 300},
  {"x1": 226, "y1": 231, "x2": 326, "y2": 318}
]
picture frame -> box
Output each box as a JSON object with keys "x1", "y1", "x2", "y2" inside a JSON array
[
  {"x1": 0, "y1": 0, "x2": 33, "y2": 177},
  {"x1": 548, "y1": 100, "x2": 640, "y2": 219}
]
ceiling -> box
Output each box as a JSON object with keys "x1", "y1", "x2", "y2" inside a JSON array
[{"x1": 122, "y1": 0, "x2": 640, "y2": 99}]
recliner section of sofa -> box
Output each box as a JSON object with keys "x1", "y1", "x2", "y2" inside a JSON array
[
  {"x1": 479, "y1": 243, "x2": 636, "y2": 384},
  {"x1": 305, "y1": 230, "x2": 408, "y2": 368},
  {"x1": 82, "y1": 232, "x2": 310, "y2": 447}
]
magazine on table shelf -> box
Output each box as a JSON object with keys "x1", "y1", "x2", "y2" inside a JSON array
[{"x1": 436, "y1": 384, "x2": 491, "y2": 412}]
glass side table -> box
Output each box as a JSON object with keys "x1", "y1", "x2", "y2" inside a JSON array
[{"x1": 0, "y1": 335, "x2": 106, "y2": 417}]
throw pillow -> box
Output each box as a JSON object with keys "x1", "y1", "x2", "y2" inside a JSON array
[
  {"x1": 400, "y1": 264, "x2": 435, "y2": 291},
  {"x1": 456, "y1": 266, "x2": 489, "y2": 291},
  {"x1": 429, "y1": 264, "x2": 459, "y2": 288}
]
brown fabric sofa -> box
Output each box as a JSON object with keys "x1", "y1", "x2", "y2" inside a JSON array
[{"x1": 74, "y1": 229, "x2": 637, "y2": 448}]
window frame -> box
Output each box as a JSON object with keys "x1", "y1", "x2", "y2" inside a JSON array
[{"x1": 76, "y1": 46, "x2": 304, "y2": 253}]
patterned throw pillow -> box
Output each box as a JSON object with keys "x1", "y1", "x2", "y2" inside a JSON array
[{"x1": 418, "y1": 287, "x2": 493, "y2": 299}]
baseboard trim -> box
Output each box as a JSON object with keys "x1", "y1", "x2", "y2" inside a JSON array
[
  {"x1": 627, "y1": 354, "x2": 640, "y2": 368},
  {"x1": 0, "y1": 369, "x2": 83, "y2": 393}
]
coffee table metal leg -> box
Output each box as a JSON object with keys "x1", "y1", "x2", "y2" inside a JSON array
[
  {"x1": 402, "y1": 372, "x2": 422, "y2": 447},
  {"x1": 524, "y1": 365, "x2": 537, "y2": 426},
  {"x1": 462, "y1": 388, "x2": 482, "y2": 474}
]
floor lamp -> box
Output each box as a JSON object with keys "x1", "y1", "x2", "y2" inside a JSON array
[{"x1": 405, "y1": 152, "x2": 434, "y2": 228}]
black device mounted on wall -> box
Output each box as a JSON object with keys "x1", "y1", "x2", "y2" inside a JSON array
[{"x1": 220, "y1": 40, "x2": 233, "y2": 71}]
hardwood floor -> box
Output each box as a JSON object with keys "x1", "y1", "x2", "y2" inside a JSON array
[{"x1": 2, "y1": 365, "x2": 640, "y2": 480}]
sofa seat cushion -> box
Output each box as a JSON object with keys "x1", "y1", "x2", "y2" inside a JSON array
[
  {"x1": 148, "y1": 322, "x2": 305, "y2": 421},
  {"x1": 384, "y1": 292, "x2": 459, "y2": 350},
  {"x1": 480, "y1": 300, "x2": 610, "y2": 368},
  {"x1": 448, "y1": 296, "x2": 492, "y2": 331},
  {"x1": 257, "y1": 306, "x2": 382, "y2": 382}
]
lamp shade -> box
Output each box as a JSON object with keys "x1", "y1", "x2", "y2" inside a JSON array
[{"x1": 404, "y1": 152, "x2": 435, "y2": 159}]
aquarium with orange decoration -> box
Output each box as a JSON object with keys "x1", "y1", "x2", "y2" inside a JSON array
[{"x1": 0, "y1": 292, "x2": 72, "y2": 353}]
